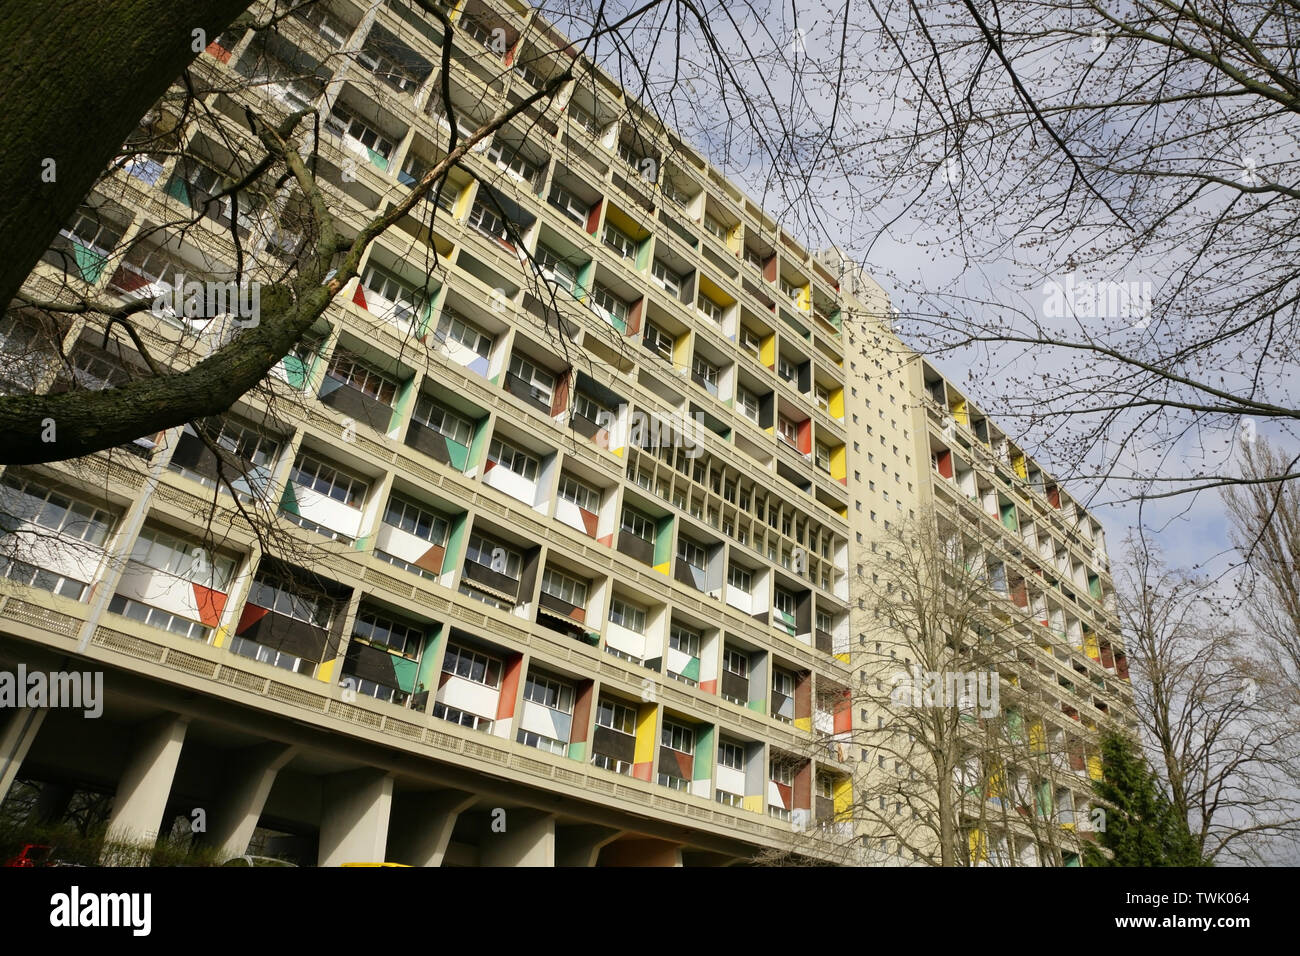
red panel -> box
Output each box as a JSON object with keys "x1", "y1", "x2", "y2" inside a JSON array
[
  {"x1": 495, "y1": 654, "x2": 523, "y2": 720},
  {"x1": 700, "y1": 679, "x2": 717, "y2": 695},
  {"x1": 833, "y1": 689, "x2": 851, "y2": 734},
  {"x1": 235, "y1": 603, "x2": 269, "y2": 636},
  {"x1": 585, "y1": 199, "x2": 602, "y2": 235},
  {"x1": 1047, "y1": 485, "x2": 1061, "y2": 508},
  {"x1": 352, "y1": 284, "x2": 368, "y2": 310},
  {"x1": 1100, "y1": 642, "x2": 1115, "y2": 669},
  {"x1": 797, "y1": 419, "x2": 812, "y2": 455},
  {"x1": 205, "y1": 42, "x2": 232, "y2": 63},
  {"x1": 192, "y1": 584, "x2": 228, "y2": 629},
  {"x1": 632, "y1": 761, "x2": 653, "y2": 782},
  {"x1": 550, "y1": 370, "x2": 571, "y2": 416},
  {"x1": 1010, "y1": 580, "x2": 1028, "y2": 608},
  {"x1": 1115, "y1": 653, "x2": 1130, "y2": 681},
  {"x1": 793, "y1": 761, "x2": 812, "y2": 810},
  {"x1": 775, "y1": 782, "x2": 792, "y2": 807},
  {"x1": 794, "y1": 671, "x2": 811, "y2": 720},
  {"x1": 579, "y1": 508, "x2": 598, "y2": 537},
  {"x1": 935, "y1": 449, "x2": 953, "y2": 479},
  {"x1": 627, "y1": 297, "x2": 643, "y2": 336},
  {"x1": 673, "y1": 751, "x2": 693, "y2": 778},
  {"x1": 570, "y1": 681, "x2": 594, "y2": 744},
  {"x1": 763, "y1": 256, "x2": 777, "y2": 283}
]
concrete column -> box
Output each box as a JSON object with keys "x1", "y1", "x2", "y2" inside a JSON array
[
  {"x1": 0, "y1": 707, "x2": 47, "y2": 806},
  {"x1": 203, "y1": 743, "x2": 297, "y2": 860},
  {"x1": 386, "y1": 789, "x2": 476, "y2": 867},
  {"x1": 480, "y1": 808, "x2": 555, "y2": 867},
  {"x1": 29, "y1": 781, "x2": 75, "y2": 826},
  {"x1": 555, "y1": 824, "x2": 621, "y2": 867},
  {"x1": 103, "y1": 714, "x2": 189, "y2": 855},
  {"x1": 318, "y1": 768, "x2": 394, "y2": 867}
]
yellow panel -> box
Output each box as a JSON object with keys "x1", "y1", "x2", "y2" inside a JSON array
[
  {"x1": 604, "y1": 203, "x2": 648, "y2": 240},
  {"x1": 1084, "y1": 631, "x2": 1100, "y2": 659},
  {"x1": 830, "y1": 443, "x2": 847, "y2": 480},
  {"x1": 833, "y1": 776, "x2": 852, "y2": 819},
  {"x1": 1012, "y1": 453, "x2": 1028, "y2": 480},
  {"x1": 829, "y1": 387, "x2": 844, "y2": 419},
  {"x1": 212, "y1": 625, "x2": 228, "y2": 649},
  {"x1": 742, "y1": 794, "x2": 764, "y2": 813},
  {"x1": 1087, "y1": 754, "x2": 1103, "y2": 781},
  {"x1": 653, "y1": 561, "x2": 670, "y2": 576},
  {"x1": 634, "y1": 702, "x2": 657, "y2": 765},
  {"x1": 672, "y1": 330, "x2": 690, "y2": 369},
  {"x1": 316, "y1": 658, "x2": 338, "y2": 683},
  {"x1": 760, "y1": 334, "x2": 775, "y2": 368},
  {"x1": 794, "y1": 716, "x2": 811, "y2": 732},
  {"x1": 951, "y1": 398, "x2": 968, "y2": 426},
  {"x1": 968, "y1": 829, "x2": 987, "y2": 863},
  {"x1": 796, "y1": 285, "x2": 811, "y2": 312},
  {"x1": 1029, "y1": 721, "x2": 1045, "y2": 753}
]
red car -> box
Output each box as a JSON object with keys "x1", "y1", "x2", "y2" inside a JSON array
[{"x1": 3, "y1": 844, "x2": 53, "y2": 867}]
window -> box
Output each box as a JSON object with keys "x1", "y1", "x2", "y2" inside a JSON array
[
  {"x1": 608, "y1": 596, "x2": 646, "y2": 633},
  {"x1": 289, "y1": 453, "x2": 367, "y2": 507},
  {"x1": 702, "y1": 214, "x2": 728, "y2": 242},
  {"x1": 740, "y1": 327, "x2": 762, "y2": 358},
  {"x1": 486, "y1": 139, "x2": 540, "y2": 185},
  {"x1": 724, "y1": 648, "x2": 748, "y2": 678},
  {"x1": 676, "y1": 537, "x2": 707, "y2": 569},
  {"x1": 643, "y1": 321, "x2": 673, "y2": 359},
  {"x1": 589, "y1": 283, "x2": 629, "y2": 323},
  {"x1": 487, "y1": 437, "x2": 539, "y2": 481},
  {"x1": 661, "y1": 721, "x2": 694, "y2": 753},
  {"x1": 719, "y1": 741, "x2": 745, "y2": 770},
  {"x1": 566, "y1": 100, "x2": 602, "y2": 136},
  {"x1": 697, "y1": 295, "x2": 723, "y2": 324},
  {"x1": 736, "y1": 387, "x2": 760, "y2": 423},
  {"x1": 774, "y1": 588, "x2": 795, "y2": 616},
  {"x1": 596, "y1": 699, "x2": 637, "y2": 734},
  {"x1": 0, "y1": 557, "x2": 87, "y2": 600},
  {"x1": 247, "y1": 574, "x2": 334, "y2": 628},
  {"x1": 547, "y1": 183, "x2": 588, "y2": 225},
  {"x1": 716, "y1": 790, "x2": 744, "y2": 808},
  {"x1": 572, "y1": 391, "x2": 611, "y2": 427},
  {"x1": 617, "y1": 138, "x2": 650, "y2": 171},
  {"x1": 815, "y1": 443, "x2": 832, "y2": 473},
  {"x1": 535, "y1": 244, "x2": 578, "y2": 293},
  {"x1": 669, "y1": 624, "x2": 701, "y2": 658},
  {"x1": 744, "y1": 246, "x2": 765, "y2": 271},
  {"x1": 434, "y1": 702, "x2": 493, "y2": 732},
  {"x1": 467, "y1": 199, "x2": 511, "y2": 243},
  {"x1": 358, "y1": 264, "x2": 424, "y2": 325},
  {"x1": 353, "y1": 608, "x2": 424, "y2": 659},
  {"x1": 325, "y1": 105, "x2": 395, "y2": 160},
  {"x1": 816, "y1": 773, "x2": 834, "y2": 799},
  {"x1": 508, "y1": 354, "x2": 555, "y2": 405},
  {"x1": 523, "y1": 673, "x2": 575, "y2": 713},
  {"x1": 777, "y1": 415, "x2": 799, "y2": 447},
  {"x1": 541, "y1": 566, "x2": 588, "y2": 607},
  {"x1": 816, "y1": 610, "x2": 832, "y2": 634},
  {"x1": 557, "y1": 474, "x2": 600, "y2": 512},
  {"x1": 815, "y1": 384, "x2": 831, "y2": 412},
  {"x1": 465, "y1": 533, "x2": 522, "y2": 579},
  {"x1": 383, "y1": 495, "x2": 449, "y2": 544},
  {"x1": 516, "y1": 729, "x2": 567, "y2": 755},
  {"x1": 727, "y1": 564, "x2": 752, "y2": 593},
  {"x1": 108, "y1": 594, "x2": 211, "y2": 641},
  {"x1": 771, "y1": 759, "x2": 795, "y2": 786},
  {"x1": 662, "y1": 178, "x2": 692, "y2": 206},
  {"x1": 621, "y1": 506, "x2": 654, "y2": 541},
  {"x1": 692, "y1": 354, "x2": 719, "y2": 391},
  {"x1": 602, "y1": 222, "x2": 637, "y2": 261},
  {"x1": 325, "y1": 349, "x2": 399, "y2": 406},
  {"x1": 778, "y1": 355, "x2": 799, "y2": 383},
  {"x1": 435, "y1": 309, "x2": 492, "y2": 357},
  {"x1": 0, "y1": 475, "x2": 115, "y2": 547},
  {"x1": 650, "y1": 259, "x2": 682, "y2": 296},
  {"x1": 129, "y1": 526, "x2": 235, "y2": 591},
  {"x1": 442, "y1": 643, "x2": 503, "y2": 688},
  {"x1": 773, "y1": 669, "x2": 795, "y2": 698},
  {"x1": 411, "y1": 394, "x2": 474, "y2": 445}
]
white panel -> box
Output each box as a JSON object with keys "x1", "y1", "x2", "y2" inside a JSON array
[
  {"x1": 293, "y1": 485, "x2": 363, "y2": 537},
  {"x1": 482, "y1": 466, "x2": 536, "y2": 505},
  {"x1": 725, "y1": 586, "x2": 751, "y2": 613},
  {"x1": 666, "y1": 646, "x2": 694, "y2": 676},
  {"x1": 554, "y1": 499, "x2": 589, "y2": 536},
  {"x1": 437, "y1": 676, "x2": 499, "y2": 719},
  {"x1": 519, "y1": 700, "x2": 571, "y2": 741},
  {"x1": 716, "y1": 765, "x2": 746, "y2": 795},
  {"x1": 767, "y1": 781, "x2": 787, "y2": 808},
  {"x1": 373, "y1": 523, "x2": 436, "y2": 564},
  {"x1": 604, "y1": 622, "x2": 645, "y2": 659},
  {"x1": 115, "y1": 569, "x2": 202, "y2": 619}
]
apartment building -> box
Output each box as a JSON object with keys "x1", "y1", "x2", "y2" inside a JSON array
[{"x1": 0, "y1": 0, "x2": 863, "y2": 866}]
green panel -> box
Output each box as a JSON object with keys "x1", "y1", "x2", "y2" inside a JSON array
[
  {"x1": 574, "y1": 260, "x2": 596, "y2": 301},
  {"x1": 1064, "y1": 853, "x2": 1080, "y2": 868},
  {"x1": 366, "y1": 147, "x2": 389, "y2": 171},
  {"x1": 634, "y1": 236, "x2": 652, "y2": 271},
  {"x1": 415, "y1": 286, "x2": 443, "y2": 339},
  {"x1": 389, "y1": 375, "x2": 418, "y2": 435},
  {"x1": 652, "y1": 514, "x2": 674, "y2": 567},
  {"x1": 466, "y1": 414, "x2": 491, "y2": 473},
  {"x1": 1006, "y1": 707, "x2": 1024, "y2": 743},
  {"x1": 1000, "y1": 502, "x2": 1018, "y2": 531},
  {"x1": 391, "y1": 654, "x2": 419, "y2": 693},
  {"x1": 1036, "y1": 780, "x2": 1053, "y2": 818},
  {"x1": 1088, "y1": 575, "x2": 1102, "y2": 599},
  {"x1": 278, "y1": 482, "x2": 300, "y2": 515},
  {"x1": 746, "y1": 698, "x2": 764, "y2": 713},
  {"x1": 567, "y1": 740, "x2": 587, "y2": 760},
  {"x1": 681, "y1": 656, "x2": 700, "y2": 682},
  {"x1": 164, "y1": 176, "x2": 189, "y2": 205},
  {"x1": 72, "y1": 241, "x2": 107, "y2": 284},
  {"x1": 444, "y1": 437, "x2": 471, "y2": 471},
  {"x1": 442, "y1": 512, "x2": 469, "y2": 575},
  {"x1": 413, "y1": 624, "x2": 444, "y2": 694},
  {"x1": 693, "y1": 724, "x2": 714, "y2": 782}
]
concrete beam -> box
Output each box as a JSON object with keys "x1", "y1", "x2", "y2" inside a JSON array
[
  {"x1": 202, "y1": 742, "x2": 297, "y2": 861},
  {"x1": 318, "y1": 768, "x2": 394, "y2": 867},
  {"x1": 103, "y1": 713, "x2": 189, "y2": 859},
  {"x1": 479, "y1": 808, "x2": 555, "y2": 867},
  {"x1": 386, "y1": 789, "x2": 477, "y2": 867},
  {"x1": 0, "y1": 707, "x2": 47, "y2": 806},
  {"x1": 555, "y1": 824, "x2": 621, "y2": 867}
]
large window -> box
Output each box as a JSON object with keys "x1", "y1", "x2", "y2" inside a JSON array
[
  {"x1": 359, "y1": 264, "x2": 423, "y2": 324},
  {"x1": 740, "y1": 327, "x2": 762, "y2": 358},
  {"x1": 467, "y1": 199, "x2": 511, "y2": 243},
  {"x1": 442, "y1": 643, "x2": 503, "y2": 688},
  {"x1": 669, "y1": 624, "x2": 701, "y2": 658},
  {"x1": 383, "y1": 494, "x2": 449, "y2": 544},
  {"x1": 774, "y1": 588, "x2": 796, "y2": 616},
  {"x1": 620, "y1": 506, "x2": 654, "y2": 541},
  {"x1": 435, "y1": 310, "x2": 493, "y2": 357},
  {"x1": 541, "y1": 566, "x2": 587, "y2": 607},
  {"x1": 596, "y1": 699, "x2": 637, "y2": 735},
  {"x1": 724, "y1": 648, "x2": 748, "y2": 678},
  {"x1": 676, "y1": 537, "x2": 707, "y2": 569},
  {"x1": 486, "y1": 139, "x2": 540, "y2": 185},
  {"x1": 661, "y1": 721, "x2": 693, "y2": 754},
  {"x1": 536, "y1": 245, "x2": 578, "y2": 293},
  {"x1": 773, "y1": 669, "x2": 795, "y2": 698},
  {"x1": 487, "y1": 437, "x2": 539, "y2": 481},
  {"x1": 411, "y1": 394, "x2": 474, "y2": 445},
  {"x1": 289, "y1": 453, "x2": 368, "y2": 507},
  {"x1": 325, "y1": 105, "x2": 395, "y2": 160},
  {"x1": 778, "y1": 355, "x2": 799, "y2": 383},
  {"x1": 602, "y1": 222, "x2": 637, "y2": 261},
  {"x1": 650, "y1": 259, "x2": 682, "y2": 297},
  {"x1": 643, "y1": 321, "x2": 673, "y2": 359},
  {"x1": 557, "y1": 474, "x2": 600, "y2": 512},
  {"x1": 0, "y1": 474, "x2": 115, "y2": 546},
  {"x1": 815, "y1": 443, "x2": 832, "y2": 472},
  {"x1": 608, "y1": 596, "x2": 646, "y2": 633},
  {"x1": 736, "y1": 387, "x2": 760, "y2": 423},
  {"x1": 692, "y1": 354, "x2": 719, "y2": 390},
  {"x1": 719, "y1": 740, "x2": 745, "y2": 771},
  {"x1": 325, "y1": 349, "x2": 399, "y2": 406},
  {"x1": 129, "y1": 526, "x2": 235, "y2": 591},
  {"x1": 590, "y1": 283, "x2": 629, "y2": 323},
  {"x1": 771, "y1": 759, "x2": 795, "y2": 786},
  {"x1": 247, "y1": 574, "x2": 334, "y2": 628},
  {"x1": 727, "y1": 564, "x2": 752, "y2": 593},
  {"x1": 697, "y1": 295, "x2": 724, "y2": 325},
  {"x1": 777, "y1": 415, "x2": 799, "y2": 447},
  {"x1": 523, "y1": 673, "x2": 575, "y2": 713},
  {"x1": 465, "y1": 533, "x2": 522, "y2": 579},
  {"x1": 353, "y1": 608, "x2": 424, "y2": 659},
  {"x1": 547, "y1": 183, "x2": 588, "y2": 225},
  {"x1": 508, "y1": 354, "x2": 555, "y2": 405}
]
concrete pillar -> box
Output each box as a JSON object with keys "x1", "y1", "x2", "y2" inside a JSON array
[
  {"x1": 29, "y1": 781, "x2": 75, "y2": 826},
  {"x1": 202, "y1": 743, "x2": 297, "y2": 860},
  {"x1": 103, "y1": 714, "x2": 189, "y2": 859},
  {"x1": 386, "y1": 789, "x2": 476, "y2": 867},
  {"x1": 0, "y1": 707, "x2": 47, "y2": 806},
  {"x1": 318, "y1": 768, "x2": 394, "y2": 867},
  {"x1": 480, "y1": 808, "x2": 555, "y2": 867},
  {"x1": 555, "y1": 824, "x2": 621, "y2": 867}
]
